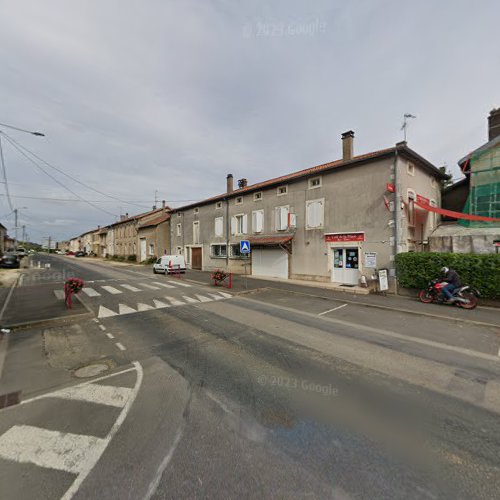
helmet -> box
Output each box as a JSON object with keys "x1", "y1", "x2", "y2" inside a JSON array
[{"x1": 441, "y1": 266, "x2": 449, "y2": 274}]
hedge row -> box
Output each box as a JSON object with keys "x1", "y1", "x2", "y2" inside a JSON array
[{"x1": 395, "y1": 252, "x2": 500, "y2": 299}]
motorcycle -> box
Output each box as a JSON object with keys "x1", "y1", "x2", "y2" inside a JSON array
[{"x1": 418, "y1": 279, "x2": 479, "y2": 309}]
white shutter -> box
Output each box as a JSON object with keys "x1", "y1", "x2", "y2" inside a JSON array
[
  {"x1": 255, "y1": 210, "x2": 263, "y2": 233},
  {"x1": 242, "y1": 214, "x2": 248, "y2": 234},
  {"x1": 231, "y1": 216, "x2": 237, "y2": 235},
  {"x1": 306, "y1": 202, "x2": 314, "y2": 228},
  {"x1": 306, "y1": 200, "x2": 324, "y2": 228},
  {"x1": 275, "y1": 208, "x2": 281, "y2": 230},
  {"x1": 215, "y1": 217, "x2": 223, "y2": 237},
  {"x1": 279, "y1": 206, "x2": 289, "y2": 230}
]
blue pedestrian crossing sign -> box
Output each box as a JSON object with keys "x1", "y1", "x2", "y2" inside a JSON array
[{"x1": 240, "y1": 240, "x2": 251, "y2": 254}]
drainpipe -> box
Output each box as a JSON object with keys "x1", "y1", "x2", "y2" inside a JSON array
[
  {"x1": 225, "y1": 197, "x2": 229, "y2": 269},
  {"x1": 393, "y1": 145, "x2": 400, "y2": 293}
]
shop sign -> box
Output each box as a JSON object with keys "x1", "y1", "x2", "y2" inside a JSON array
[
  {"x1": 364, "y1": 252, "x2": 377, "y2": 268},
  {"x1": 325, "y1": 232, "x2": 364, "y2": 243},
  {"x1": 378, "y1": 269, "x2": 389, "y2": 291}
]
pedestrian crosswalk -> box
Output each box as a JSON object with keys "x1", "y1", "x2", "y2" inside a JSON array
[{"x1": 79, "y1": 279, "x2": 193, "y2": 297}]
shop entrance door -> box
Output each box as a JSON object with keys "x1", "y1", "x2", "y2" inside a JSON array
[{"x1": 332, "y1": 247, "x2": 359, "y2": 285}]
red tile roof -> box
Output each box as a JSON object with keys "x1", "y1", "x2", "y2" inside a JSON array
[{"x1": 138, "y1": 213, "x2": 170, "y2": 229}]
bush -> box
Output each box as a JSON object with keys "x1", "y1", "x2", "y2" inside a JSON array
[
  {"x1": 395, "y1": 252, "x2": 500, "y2": 298},
  {"x1": 142, "y1": 257, "x2": 157, "y2": 265},
  {"x1": 127, "y1": 254, "x2": 137, "y2": 262}
]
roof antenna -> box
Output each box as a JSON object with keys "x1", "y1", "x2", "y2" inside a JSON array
[{"x1": 401, "y1": 114, "x2": 416, "y2": 142}]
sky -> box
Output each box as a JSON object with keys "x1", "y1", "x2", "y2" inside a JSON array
[{"x1": 0, "y1": 0, "x2": 498, "y2": 243}]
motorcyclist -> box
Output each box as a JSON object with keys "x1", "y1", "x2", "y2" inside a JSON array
[{"x1": 439, "y1": 266, "x2": 462, "y2": 302}]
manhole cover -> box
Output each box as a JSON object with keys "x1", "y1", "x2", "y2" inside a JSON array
[{"x1": 74, "y1": 363, "x2": 109, "y2": 378}]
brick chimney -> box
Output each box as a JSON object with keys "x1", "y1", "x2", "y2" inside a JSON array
[
  {"x1": 226, "y1": 174, "x2": 234, "y2": 193},
  {"x1": 341, "y1": 130, "x2": 354, "y2": 161},
  {"x1": 488, "y1": 108, "x2": 500, "y2": 141}
]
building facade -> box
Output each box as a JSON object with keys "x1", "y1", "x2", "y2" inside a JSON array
[{"x1": 170, "y1": 132, "x2": 445, "y2": 286}]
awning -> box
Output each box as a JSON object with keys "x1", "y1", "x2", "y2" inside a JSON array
[
  {"x1": 247, "y1": 235, "x2": 293, "y2": 247},
  {"x1": 416, "y1": 199, "x2": 500, "y2": 222}
]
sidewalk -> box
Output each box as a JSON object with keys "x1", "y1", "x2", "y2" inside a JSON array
[{"x1": 183, "y1": 270, "x2": 500, "y2": 327}]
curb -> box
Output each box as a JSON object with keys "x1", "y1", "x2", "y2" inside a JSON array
[
  {"x1": 0, "y1": 273, "x2": 20, "y2": 326},
  {"x1": 3, "y1": 311, "x2": 94, "y2": 331}
]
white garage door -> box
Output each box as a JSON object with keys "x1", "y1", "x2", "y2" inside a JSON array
[{"x1": 252, "y1": 248, "x2": 288, "y2": 279}]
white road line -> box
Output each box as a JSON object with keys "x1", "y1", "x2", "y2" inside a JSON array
[
  {"x1": 137, "y1": 303, "x2": 155, "y2": 311},
  {"x1": 497, "y1": 343, "x2": 500, "y2": 357},
  {"x1": 139, "y1": 283, "x2": 160, "y2": 290},
  {"x1": 106, "y1": 333, "x2": 115, "y2": 339},
  {"x1": 153, "y1": 299, "x2": 170, "y2": 309},
  {"x1": 218, "y1": 291, "x2": 233, "y2": 298},
  {"x1": 152, "y1": 281, "x2": 176, "y2": 289},
  {"x1": 115, "y1": 342, "x2": 126, "y2": 351},
  {"x1": 120, "y1": 284, "x2": 141, "y2": 292},
  {"x1": 101, "y1": 286, "x2": 122, "y2": 295},
  {"x1": 0, "y1": 425, "x2": 106, "y2": 474},
  {"x1": 208, "y1": 293, "x2": 224, "y2": 301},
  {"x1": 195, "y1": 294, "x2": 212, "y2": 303},
  {"x1": 165, "y1": 296, "x2": 185, "y2": 306},
  {"x1": 98, "y1": 306, "x2": 118, "y2": 319},
  {"x1": 99, "y1": 324, "x2": 106, "y2": 331},
  {"x1": 82, "y1": 287, "x2": 101, "y2": 297},
  {"x1": 318, "y1": 303, "x2": 348, "y2": 316},
  {"x1": 118, "y1": 304, "x2": 137, "y2": 315},
  {"x1": 93, "y1": 318, "x2": 99, "y2": 323},
  {"x1": 49, "y1": 383, "x2": 133, "y2": 408},
  {"x1": 168, "y1": 280, "x2": 191, "y2": 287},
  {"x1": 182, "y1": 295, "x2": 198, "y2": 303},
  {"x1": 53, "y1": 290, "x2": 65, "y2": 300}
]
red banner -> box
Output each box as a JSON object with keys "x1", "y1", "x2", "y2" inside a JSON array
[
  {"x1": 325, "y1": 232, "x2": 364, "y2": 242},
  {"x1": 416, "y1": 194, "x2": 430, "y2": 205},
  {"x1": 415, "y1": 199, "x2": 500, "y2": 222}
]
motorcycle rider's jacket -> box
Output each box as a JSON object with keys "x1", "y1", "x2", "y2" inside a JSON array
[{"x1": 443, "y1": 269, "x2": 462, "y2": 287}]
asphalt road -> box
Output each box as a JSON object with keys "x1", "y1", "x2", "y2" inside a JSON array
[{"x1": 1, "y1": 254, "x2": 500, "y2": 499}]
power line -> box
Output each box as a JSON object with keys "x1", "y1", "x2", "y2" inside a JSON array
[
  {"x1": 0, "y1": 135, "x2": 14, "y2": 211},
  {"x1": 0, "y1": 132, "x2": 118, "y2": 217},
  {"x1": 3, "y1": 132, "x2": 149, "y2": 210},
  {"x1": 0, "y1": 193, "x2": 200, "y2": 204}
]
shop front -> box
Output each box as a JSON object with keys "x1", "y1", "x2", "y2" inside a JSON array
[{"x1": 325, "y1": 232, "x2": 364, "y2": 285}]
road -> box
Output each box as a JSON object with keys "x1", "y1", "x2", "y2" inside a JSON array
[{"x1": 1, "y1": 253, "x2": 500, "y2": 499}]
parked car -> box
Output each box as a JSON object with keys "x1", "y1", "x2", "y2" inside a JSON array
[
  {"x1": 75, "y1": 251, "x2": 87, "y2": 257},
  {"x1": 0, "y1": 253, "x2": 20, "y2": 269},
  {"x1": 65, "y1": 251, "x2": 75, "y2": 255},
  {"x1": 153, "y1": 255, "x2": 186, "y2": 274},
  {"x1": 16, "y1": 247, "x2": 27, "y2": 257}
]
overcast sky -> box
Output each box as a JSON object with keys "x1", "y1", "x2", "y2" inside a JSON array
[{"x1": 0, "y1": 0, "x2": 498, "y2": 243}]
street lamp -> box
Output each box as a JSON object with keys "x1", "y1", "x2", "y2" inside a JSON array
[{"x1": 0, "y1": 121, "x2": 45, "y2": 137}]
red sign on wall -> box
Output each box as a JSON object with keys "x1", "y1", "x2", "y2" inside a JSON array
[
  {"x1": 324, "y1": 232, "x2": 365, "y2": 242},
  {"x1": 386, "y1": 182, "x2": 395, "y2": 193}
]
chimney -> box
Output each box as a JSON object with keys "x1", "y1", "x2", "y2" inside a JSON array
[
  {"x1": 162, "y1": 200, "x2": 166, "y2": 209},
  {"x1": 238, "y1": 178, "x2": 248, "y2": 189},
  {"x1": 341, "y1": 130, "x2": 354, "y2": 161},
  {"x1": 488, "y1": 108, "x2": 500, "y2": 141},
  {"x1": 226, "y1": 173, "x2": 234, "y2": 193},
  {"x1": 120, "y1": 215, "x2": 126, "y2": 221}
]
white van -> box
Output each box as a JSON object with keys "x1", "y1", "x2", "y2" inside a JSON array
[{"x1": 153, "y1": 255, "x2": 186, "y2": 274}]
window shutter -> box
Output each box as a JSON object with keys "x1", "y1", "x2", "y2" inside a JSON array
[
  {"x1": 215, "y1": 217, "x2": 223, "y2": 237},
  {"x1": 256, "y1": 210, "x2": 263, "y2": 233},
  {"x1": 231, "y1": 216, "x2": 237, "y2": 235},
  {"x1": 242, "y1": 214, "x2": 248, "y2": 234},
  {"x1": 306, "y1": 202, "x2": 314, "y2": 228},
  {"x1": 280, "y1": 206, "x2": 289, "y2": 230}
]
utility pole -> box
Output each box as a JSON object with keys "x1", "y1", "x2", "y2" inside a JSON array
[
  {"x1": 21, "y1": 225, "x2": 26, "y2": 244},
  {"x1": 14, "y1": 208, "x2": 18, "y2": 251}
]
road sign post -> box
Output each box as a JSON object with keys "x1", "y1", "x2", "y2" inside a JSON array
[{"x1": 240, "y1": 240, "x2": 251, "y2": 289}]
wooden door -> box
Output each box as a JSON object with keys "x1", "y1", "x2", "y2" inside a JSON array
[{"x1": 191, "y1": 247, "x2": 202, "y2": 270}]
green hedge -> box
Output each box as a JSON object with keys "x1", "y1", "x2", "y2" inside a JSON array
[{"x1": 395, "y1": 252, "x2": 500, "y2": 298}]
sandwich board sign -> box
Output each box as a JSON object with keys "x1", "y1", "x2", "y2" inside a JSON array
[{"x1": 240, "y1": 240, "x2": 251, "y2": 254}]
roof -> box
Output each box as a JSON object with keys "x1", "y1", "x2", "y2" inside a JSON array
[
  {"x1": 458, "y1": 135, "x2": 500, "y2": 167},
  {"x1": 171, "y1": 143, "x2": 446, "y2": 212},
  {"x1": 443, "y1": 177, "x2": 469, "y2": 193},
  {"x1": 247, "y1": 235, "x2": 294, "y2": 246},
  {"x1": 138, "y1": 213, "x2": 170, "y2": 229},
  {"x1": 109, "y1": 207, "x2": 168, "y2": 228}
]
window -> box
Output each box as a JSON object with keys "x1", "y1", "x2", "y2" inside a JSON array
[
  {"x1": 177, "y1": 212, "x2": 182, "y2": 218},
  {"x1": 194, "y1": 207, "x2": 199, "y2": 214},
  {"x1": 176, "y1": 223, "x2": 182, "y2": 236},
  {"x1": 193, "y1": 221, "x2": 200, "y2": 244},
  {"x1": 211, "y1": 244, "x2": 227, "y2": 258},
  {"x1": 149, "y1": 243, "x2": 154, "y2": 256},
  {"x1": 252, "y1": 210, "x2": 264, "y2": 233},
  {"x1": 277, "y1": 185, "x2": 288, "y2": 196},
  {"x1": 235, "y1": 196, "x2": 243, "y2": 205},
  {"x1": 231, "y1": 214, "x2": 248, "y2": 235},
  {"x1": 407, "y1": 162, "x2": 415, "y2": 176},
  {"x1": 214, "y1": 216, "x2": 224, "y2": 237},
  {"x1": 253, "y1": 192, "x2": 263, "y2": 201},
  {"x1": 306, "y1": 199, "x2": 324, "y2": 229},
  {"x1": 176, "y1": 246, "x2": 183, "y2": 255},
  {"x1": 407, "y1": 190, "x2": 416, "y2": 226},
  {"x1": 308, "y1": 177, "x2": 322, "y2": 189},
  {"x1": 216, "y1": 201, "x2": 223, "y2": 209},
  {"x1": 230, "y1": 244, "x2": 249, "y2": 258},
  {"x1": 275, "y1": 206, "x2": 289, "y2": 231}
]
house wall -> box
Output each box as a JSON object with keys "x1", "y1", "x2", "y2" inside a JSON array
[
  {"x1": 137, "y1": 221, "x2": 170, "y2": 261},
  {"x1": 112, "y1": 220, "x2": 137, "y2": 257}
]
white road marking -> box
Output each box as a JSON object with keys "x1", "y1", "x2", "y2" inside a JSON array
[
  {"x1": 53, "y1": 290, "x2": 65, "y2": 300},
  {"x1": 115, "y1": 342, "x2": 126, "y2": 351},
  {"x1": 165, "y1": 296, "x2": 185, "y2": 306},
  {"x1": 120, "y1": 284, "x2": 141, "y2": 292},
  {"x1": 98, "y1": 324, "x2": 106, "y2": 331},
  {"x1": 0, "y1": 425, "x2": 106, "y2": 474},
  {"x1": 195, "y1": 294, "x2": 212, "y2": 303},
  {"x1": 182, "y1": 295, "x2": 199, "y2": 303},
  {"x1": 118, "y1": 303, "x2": 137, "y2": 315},
  {"x1": 168, "y1": 280, "x2": 191, "y2": 287},
  {"x1": 93, "y1": 318, "x2": 99, "y2": 323},
  {"x1": 218, "y1": 291, "x2": 232, "y2": 298},
  {"x1": 139, "y1": 283, "x2": 160, "y2": 290},
  {"x1": 50, "y1": 383, "x2": 132, "y2": 408},
  {"x1": 98, "y1": 306, "x2": 118, "y2": 319},
  {"x1": 101, "y1": 286, "x2": 122, "y2": 295},
  {"x1": 318, "y1": 303, "x2": 348, "y2": 316},
  {"x1": 208, "y1": 293, "x2": 224, "y2": 301},
  {"x1": 153, "y1": 299, "x2": 170, "y2": 309},
  {"x1": 497, "y1": 344, "x2": 500, "y2": 357},
  {"x1": 82, "y1": 287, "x2": 101, "y2": 297},
  {"x1": 137, "y1": 303, "x2": 155, "y2": 311},
  {"x1": 152, "y1": 281, "x2": 176, "y2": 289},
  {"x1": 106, "y1": 333, "x2": 115, "y2": 339}
]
